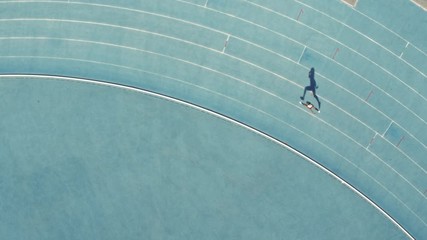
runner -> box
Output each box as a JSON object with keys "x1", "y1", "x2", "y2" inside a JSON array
[{"x1": 300, "y1": 67, "x2": 321, "y2": 110}]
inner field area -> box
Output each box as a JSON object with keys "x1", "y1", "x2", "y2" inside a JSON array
[{"x1": 0, "y1": 77, "x2": 406, "y2": 239}]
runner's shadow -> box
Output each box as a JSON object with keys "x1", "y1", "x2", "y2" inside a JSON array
[{"x1": 300, "y1": 67, "x2": 321, "y2": 109}]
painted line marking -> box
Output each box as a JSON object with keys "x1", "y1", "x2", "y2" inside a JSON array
[
  {"x1": 281, "y1": 0, "x2": 427, "y2": 79},
  {"x1": 30, "y1": 0, "x2": 427, "y2": 210},
  {"x1": 341, "y1": 0, "x2": 359, "y2": 8},
  {"x1": 222, "y1": 34, "x2": 230, "y2": 53},
  {"x1": 383, "y1": 121, "x2": 393, "y2": 137},
  {"x1": 0, "y1": 73, "x2": 415, "y2": 239},
  {"x1": 1, "y1": 19, "x2": 424, "y2": 148},
  {"x1": 396, "y1": 136, "x2": 405, "y2": 148},
  {"x1": 297, "y1": 46, "x2": 306, "y2": 63},
  {"x1": 365, "y1": 89, "x2": 373, "y2": 102},
  {"x1": 367, "y1": 132, "x2": 377, "y2": 148},
  {"x1": 296, "y1": 8, "x2": 304, "y2": 21},
  {"x1": 332, "y1": 47, "x2": 340, "y2": 59},
  {"x1": 2, "y1": 16, "x2": 426, "y2": 149},
  {"x1": 400, "y1": 42, "x2": 410, "y2": 58},
  {"x1": 204, "y1": 0, "x2": 208, "y2": 7},
  {"x1": 3, "y1": 8, "x2": 427, "y2": 159},
  {"x1": 1, "y1": 70, "x2": 422, "y2": 232}
]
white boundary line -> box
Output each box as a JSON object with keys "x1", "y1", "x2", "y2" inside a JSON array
[
  {"x1": 0, "y1": 19, "x2": 227, "y2": 52},
  {"x1": 1, "y1": 23, "x2": 426, "y2": 173},
  {"x1": 0, "y1": 0, "x2": 425, "y2": 193},
  {"x1": 0, "y1": 0, "x2": 424, "y2": 232},
  {"x1": 383, "y1": 121, "x2": 394, "y2": 137},
  {"x1": 4, "y1": 50, "x2": 427, "y2": 195},
  {"x1": 159, "y1": 0, "x2": 427, "y2": 136},
  {"x1": 367, "y1": 132, "x2": 377, "y2": 149},
  {"x1": 245, "y1": 0, "x2": 427, "y2": 106},
  {"x1": 222, "y1": 34, "x2": 230, "y2": 53},
  {"x1": 400, "y1": 42, "x2": 411, "y2": 59},
  {"x1": 297, "y1": 45, "x2": 306, "y2": 63},
  {"x1": 0, "y1": 1, "x2": 424, "y2": 225},
  {"x1": 183, "y1": 1, "x2": 427, "y2": 128},
  {"x1": 174, "y1": 0, "x2": 427, "y2": 148},
  {"x1": 3, "y1": 55, "x2": 427, "y2": 229},
  {"x1": 340, "y1": 0, "x2": 358, "y2": 8},
  {"x1": 348, "y1": 0, "x2": 427, "y2": 57},
  {"x1": 2, "y1": 1, "x2": 425, "y2": 127},
  {"x1": 0, "y1": 74, "x2": 416, "y2": 239},
  {"x1": 294, "y1": 0, "x2": 427, "y2": 78},
  {"x1": 1, "y1": 18, "x2": 426, "y2": 164},
  {"x1": 410, "y1": 0, "x2": 427, "y2": 11}
]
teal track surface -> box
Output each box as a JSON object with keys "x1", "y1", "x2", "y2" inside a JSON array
[{"x1": 0, "y1": 0, "x2": 426, "y2": 239}]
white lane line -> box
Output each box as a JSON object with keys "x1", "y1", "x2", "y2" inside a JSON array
[
  {"x1": 297, "y1": 93, "x2": 427, "y2": 198},
  {"x1": 3, "y1": 0, "x2": 427, "y2": 79},
  {"x1": 0, "y1": 19, "x2": 226, "y2": 52},
  {"x1": 0, "y1": 24, "x2": 389, "y2": 142},
  {"x1": 4, "y1": 0, "x2": 425, "y2": 125},
  {"x1": 340, "y1": 0, "x2": 356, "y2": 8},
  {"x1": 1, "y1": 16, "x2": 426, "y2": 150},
  {"x1": 0, "y1": 72, "x2": 419, "y2": 238},
  {"x1": 1, "y1": 17, "x2": 426, "y2": 149},
  {"x1": 2, "y1": 9, "x2": 427, "y2": 180},
  {"x1": 219, "y1": 34, "x2": 423, "y2": 148},
  {"x1": 246, "y1": 0, "x2": 427, "y2": 101},
  {"x1": 294, "y1": 0, "x2": 408, "y2": 56},
  {"x1": 382, "y1": 121, "x2": 394, "y2": 137},
  {"x1": 367, "y1": 132, "x2": 377, "y2": 149},
  {"x1": 192, "y1": 3, "x2": 427, "y2": 125},
  {"x1": 4, "y1": 0, "x2": 427, "y2": 189},
  {"x1": 354, "y1": 0, "x2": 359, "y2": 7},
  {"x1": 173, "y1": 0, "x2": 427, "y2": 148},
  {"x1": 377, "y1": 125, "x2": 427, "y2": 175},
  {"x1": 177, "y1": 1, "x2": 305, "y2": 49},
  {"x1": 226, "y1": 32, "x2": 427, "y2": 150},
  {"x1": 4, "y1": 50, "x2": 427, "y2": 206},
  {"x1": 297, "y1": 45, "x2": 306, "y2": 63},
  {"x1": 312, "y1": 47, "x2": 427, "y2": 125},
  {"x1": 410, "y1": 0, "x2": 427, "y2": 12},
  {"x1": 3, "y1": 0, "x2": 424, "y2": 230},
  {"x1": 399, "y1": 42, "x2": 410, "y2": 58},
  {"x1": 411, "y1": 43, "x2": 427, "y2": 58},
  {"x1": 204, "y1": 0, "x2": 208, "y2": 7},
  {"x1": 222, "y1": 34, "x2": 230, "y2": 53},
  {"x1": 349, "y1": 0, "x2": 427, "y2": 57},
  {"x1": 5, "y1": 53, "x2": 427, "y2": 229},
  {"x1": 382, "y1": 135, "x2": 427, "y2": 175}
]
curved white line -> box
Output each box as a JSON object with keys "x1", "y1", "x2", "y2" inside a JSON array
[
  {"x1": 169, "y1": 0, "x2": 427, "y2": 135},
  {"x1": 3, "y1": 54, "x2": 427, "y2": 217},
  {"x1": 0, "y1": 73, "x2": 416, "y2": 239},
  {"x1": 293, "y1": 0, "x2": 427, "y2": 77},
  {"x1": 0, "y1": 3, "x2": 426, "y2": 225},
  {"x1": 1, "y1": 3, "x2": 426, "y2": 140},
  {"x1": 0, "y1": 0, "x2": 424, "y2": 232},
  {"x1": 2, "y1": 35, "x2": 427, "y2": 195},
  {"x1": 242, "y1": 0, "x2": 427, "y2": 115}
]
